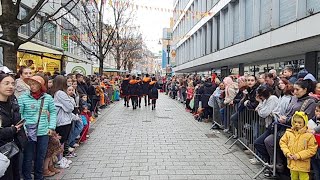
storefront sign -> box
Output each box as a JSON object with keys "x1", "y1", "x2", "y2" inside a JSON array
[{"x1": 62, "y1": 33, "x2": 69, "y2": 51}]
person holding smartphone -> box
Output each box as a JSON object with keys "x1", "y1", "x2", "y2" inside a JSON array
[{"x1": 0, "y1": 73, "x2": 24, "y2": 180}]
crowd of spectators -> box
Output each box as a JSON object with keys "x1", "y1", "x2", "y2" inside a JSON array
[{"x1": 163, "y1": 66, "x2": 320, "y2": 179}]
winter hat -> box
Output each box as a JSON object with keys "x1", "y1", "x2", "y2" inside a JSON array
[{"x1": 24, "y1": 75, "x2": 47, "y2": 92}]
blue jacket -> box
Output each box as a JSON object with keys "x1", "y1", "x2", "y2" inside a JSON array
[{"x1": 18, "y1": 93, "x2": 57, "y2": 136}]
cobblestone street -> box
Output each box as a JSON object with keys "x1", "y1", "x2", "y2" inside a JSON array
[{"x1": 57, "y1": 94, "x2": 264, "y2": 180}]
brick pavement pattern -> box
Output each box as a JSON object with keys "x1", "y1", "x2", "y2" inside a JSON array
[{"x1": 57, "y1": 94, "x2": 265, "y2": 180}]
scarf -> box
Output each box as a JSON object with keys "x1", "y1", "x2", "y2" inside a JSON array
[{"x1": 31, "y1": 91, "x2": 43, "y2": 100}]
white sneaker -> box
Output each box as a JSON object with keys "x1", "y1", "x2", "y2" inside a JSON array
[
  {"x1": 57, "y1": 160, "x2": 70, "y2": 169},
  {"x1": 249, "y1": 158, "x2": 261, "y2": 165},
  {"x1": 86, "y1": 135, "x2": 90, "y2": 138},
  {"x1": 61, "y1": 157, "x2": 72, "y2": 165},
  {"x1": 68, "y1": 147, "x2": 75, "y2": 152},
  {"x1": 65, "y1": 153, "x2": 77, "y2": 158},
  {"x1": 73, "y1": 143, "x2": 80, "y2": 147}
]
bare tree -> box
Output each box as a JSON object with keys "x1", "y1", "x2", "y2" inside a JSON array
[
  {"x1": 120, "y1": 36, "x2": 143, "y2": 71},
  {"x1": 111, "y1": 27, "x2": 142, "y2": 70},
  {"x1": 0, "y1": 0, "x2": 79, "y2": 72},
  {"x1": 73, "y1": 0, "x2": 134, "y2": 74}
]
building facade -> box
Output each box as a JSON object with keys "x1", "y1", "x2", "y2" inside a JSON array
[
  {"x1": 172, "y1": 0, "x2": 320, "y2": 78},
  {"x1": 0, "y1": 0, "x2": 64, "y2": 73}
]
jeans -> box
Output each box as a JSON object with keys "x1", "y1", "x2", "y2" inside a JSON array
[
  {"x1": 22, "y1": 135, "x2": 49, "y2": 180},
  {"x1": 254, "y1": 130, "x2": 271, "y2": 162},
  {"x1": 311, "y1": 148, "x2": 320, "y2": 180},
  {"x1": 220, "y1": 108, "x2": 226, "y2": 129},
  {"x1": 204, "y1": 107, "x2": 213, "y2": 119},
  {"x1": 69, "y1": 120, "x2": 84, "y2": 147}
]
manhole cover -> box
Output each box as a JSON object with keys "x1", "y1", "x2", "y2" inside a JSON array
[{"x1": 205, "y1": 134, "x2": 219, "y2": 138}]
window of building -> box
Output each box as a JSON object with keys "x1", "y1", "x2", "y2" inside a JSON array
[
  {"x1": 18, "y1": 6, "x2": 28, "y2": 35},
  {"x1": 245, "y1": 0, "x2": 253, "y2": 39},
  {"x1": 307, "y1": 0, "x2": 320, "y2": 15},
  {"x1": 233, "y1": 0, "x2": 240, "y2": 43},
  {"x1": 30, "y1": 16, "x2": 42, "y2": 40},
  {"x1": 43, "y1": 23, "x2": 56, "y2": 45},
  {"x1": 259, "y1": 0, "x2": 272, "y2": 33},
  {"x1": 279, "y1": 0, "x2": 296, "y2": 26}
]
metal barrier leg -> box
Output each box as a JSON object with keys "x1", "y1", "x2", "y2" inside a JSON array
[
  {"x1": 228, "y1": 139, "x2": 269, "y2": 179},
  {"x1": 272, "y1": 123, "x2": 278, "y2": 177},
  {"x1": 253, "y1": 166, "x2": 268, "y2": 179},
  {"x1": 225, "y1": 134, "x2": 236, "y2": 144}
]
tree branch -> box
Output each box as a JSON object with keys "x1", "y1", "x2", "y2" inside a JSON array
[{"x1": 21, "y1": 0, "x2": 47, "y2": 24}]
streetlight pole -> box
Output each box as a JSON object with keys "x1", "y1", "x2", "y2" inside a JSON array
[{"x1": 166, "y1": 42, "x2": 170, "y2": 77}]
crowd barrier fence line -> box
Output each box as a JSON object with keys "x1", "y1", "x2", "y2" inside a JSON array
[{"x1": 212, "y1": 104, "x2": 285, "y2": 179}]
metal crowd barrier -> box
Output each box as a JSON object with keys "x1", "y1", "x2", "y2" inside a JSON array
[
  {"x1": 224, "y1": 105, "x2": 236, "y2": 130},
  {"x1": 212, "y1": 97, "x2": 223, "y2": 127},
  {"x1": 223, "y1": 108, "x2": 268, "y2": 179}
]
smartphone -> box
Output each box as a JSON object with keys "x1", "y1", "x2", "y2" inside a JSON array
[{"x1": 16, "y1": 119, "x2": 26, "y2": 126}]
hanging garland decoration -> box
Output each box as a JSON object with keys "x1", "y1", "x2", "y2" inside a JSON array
[{"x1": 84, "y1": 0, "x2": 214, "y2": 21}]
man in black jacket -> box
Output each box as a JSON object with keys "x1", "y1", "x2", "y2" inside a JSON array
[
  {"x1": 76, "y1": 73, "x2": 88, "y2": 95},
  {"x1": 121, "y1": 75, "x2": 130, "y2": 107}
]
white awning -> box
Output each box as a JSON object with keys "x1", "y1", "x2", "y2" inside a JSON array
[{"x1": 19, "y1": 42, "x2": 63, "y2": 55}]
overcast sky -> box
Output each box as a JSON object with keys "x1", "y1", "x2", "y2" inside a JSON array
[{"x1": 133, "y1": 0, "x2": 173, "y2": 54}]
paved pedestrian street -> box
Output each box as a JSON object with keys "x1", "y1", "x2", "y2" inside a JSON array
[{"x1": 57, "y1": 94, "x2": 265, "y2": 180}]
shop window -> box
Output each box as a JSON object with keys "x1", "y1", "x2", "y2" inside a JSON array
[
  {"x1": 18, "y1": 6, "x2": 28, "y2": 36},
  {"x1": 30, "y1": 16, "x2": 42, "y2": 40},
  {"x1": 43, "y1": 23, "x2": 56, "y2": 46}
]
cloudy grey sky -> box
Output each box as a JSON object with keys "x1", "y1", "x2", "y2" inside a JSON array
[{"x1": 133, "y1": 0, "x2": 174, "y2": 54}]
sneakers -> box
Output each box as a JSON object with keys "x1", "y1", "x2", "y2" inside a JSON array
[
  {"x1": 68, "y1": 147, "x2": 75, "y2": 153},
  {"x1": 65, "y1": 153, "x2": 77, "y2": 158},
  {"x1": 59, "y1": 157, "x2": 72, "y2": 165},
  {"x1": 57, "y1": 157, "x2": 71, "y2": 169},
  {"x1": 223, "y1": 129, "x2": 229, "y2": 133},
  {"x1": 244, "y1": 149, "x2": 252, "y2": 155},
  {"x1": 73, "y1": 143, "x2": 80, "y2": 148},
  {"x1": 86, "y1": 135, "x2": 90, "y2": 138},
  {"x1": 249, "y1": 158, "x2": 261, "y2": 165}
]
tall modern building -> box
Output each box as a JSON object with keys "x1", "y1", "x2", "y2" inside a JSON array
[{"x1": 172, "y1": 0, "x2": 320, "y2": 78}]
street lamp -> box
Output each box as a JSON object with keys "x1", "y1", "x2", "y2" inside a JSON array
[{"x1": 158, "y1": 39, "x2": 170, "y2": 77}]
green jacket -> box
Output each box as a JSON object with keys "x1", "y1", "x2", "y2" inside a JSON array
[{"x1": 18, "y1": 93, "x2": 56, "y2": 136}]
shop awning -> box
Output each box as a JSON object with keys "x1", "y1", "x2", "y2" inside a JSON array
[{"x1": 19, "y1": 42, "x2": 63, "y2": 55}]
